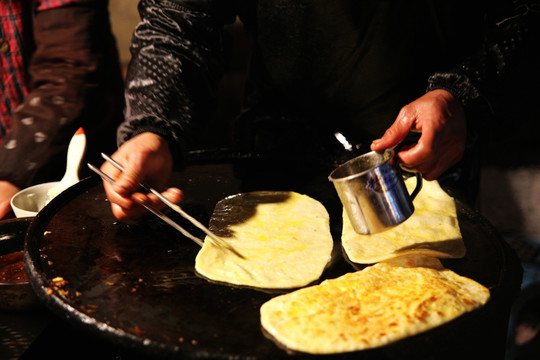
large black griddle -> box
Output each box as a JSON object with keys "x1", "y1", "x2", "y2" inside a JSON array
[{"x1": 23, "y1": 163, "x2": 522, "y2": 359}]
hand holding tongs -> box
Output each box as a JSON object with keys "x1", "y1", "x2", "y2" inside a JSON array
[{"x1": 88, "y1": 153, "x2": 244, "y2": 259}]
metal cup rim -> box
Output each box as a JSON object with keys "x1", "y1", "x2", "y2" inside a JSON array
[{"x1": 328, "y1": 149, "x2": 395, "y2": 183}]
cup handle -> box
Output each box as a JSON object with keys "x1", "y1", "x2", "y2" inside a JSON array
[
  {"x1": 410, "y1": 172, "x2": 423, "y2": 200},
  {"x1": 399, "y1": 164, "x2": 423, "y2": 201}
]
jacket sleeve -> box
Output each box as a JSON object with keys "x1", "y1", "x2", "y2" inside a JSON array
[
  {"x1": 426, "y1": 0, "x2": 540, "y2": 114},
  {"x1": 0, "y1": 2, "x2": 124, "y2": 188},
  {"x1": 118, "y1": 0, "x2": 237, "y2": 166}
]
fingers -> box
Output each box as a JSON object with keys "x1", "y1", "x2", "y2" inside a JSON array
[
  {"x1": 369, "y1": 105, "x2": 437, "y2": 177},
  {"x1": 101, "y1": 149, "x2": 181, "y2": 220},
  {"x1": 0, "y1": 181, "x2": 20, "y2": 219},
  {"x1": 396, "y1": 130, "x2": 465, "y2": 180},
  {"x1": 100, "y1": 159, "x2": 138, "y2": 196},
  {"x1": 372, "y1": 90, "x2": 467, "y2": 180},
  {"x1": 109, "y1": 187, "x2": 183, "y2": 221},
  {"x1": 371, "y1": 107, "x2": 417, "y2": 152},
  {"x1": 98, "y1": 132, "x2": 176, "y2": 220},
  {"x1": 395, "y1": 121, "x2": 437, "y2": 170},
  {"x1": 111, "y1": 165, "x2": 142, "y2": 197}
]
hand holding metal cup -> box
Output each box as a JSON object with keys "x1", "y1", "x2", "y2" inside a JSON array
[{"x1": 328, "y1": 149, "x2": 422, "y2": 235}]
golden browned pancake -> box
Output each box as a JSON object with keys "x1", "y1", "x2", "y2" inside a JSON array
[
  {"x1": 260, "y1": 254, "x2": 489, "y2": 354},
  {"x1": 342, "y1": 179, "x2": 465, "y2": 264},
  {"x1": 195, "y1": 191, "x2": 333, "y2": 289}
]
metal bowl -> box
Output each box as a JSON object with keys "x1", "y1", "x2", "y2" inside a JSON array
[{"x1": 0, "y1": 217, "x2": 40, "y2": 310}]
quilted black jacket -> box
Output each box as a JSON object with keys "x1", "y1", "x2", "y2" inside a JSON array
[{"x1": 120, "y1": 0, "x2": 539, "y2": 163}]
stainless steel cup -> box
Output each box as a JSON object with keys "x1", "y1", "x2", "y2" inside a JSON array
[{"x1": 328, "y1": 149, "x2": 422, "y2": 234}]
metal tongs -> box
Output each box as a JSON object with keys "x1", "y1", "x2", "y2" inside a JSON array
[{"x1": 88, "y1": 153, "x2": 244, "y2": 259}]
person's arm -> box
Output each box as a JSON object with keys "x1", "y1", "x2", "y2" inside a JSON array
[
  {"x1": 118, "y1": 0, "x2": 237, "y2": 163},
  {"x1": 101, "y1": 0, "x2": 237, "y2": 219},
  {"x1": 372, "y1": 0, "x2": 540, "y2": 178},
  {"x1": 426, "y1": 1, "x2": 540, "y2": 109},
  {"x1": 0, "y1": 2, "x2": 122, "y2": 219}
]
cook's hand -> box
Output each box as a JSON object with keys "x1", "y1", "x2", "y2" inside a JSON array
[
  {"x1": 100, "y1": 132, "x2": 182, "y2": 220},
  {"x1": 0, "y1": 181, "x2": 19, "y2": 219},
  {"x1": 371, "y1": 89, "x2": 467, "y2": 180}
]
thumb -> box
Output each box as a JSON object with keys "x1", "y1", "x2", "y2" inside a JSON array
[{"x1": 371, "y1": 114, "x2": 415, "y2": 151}]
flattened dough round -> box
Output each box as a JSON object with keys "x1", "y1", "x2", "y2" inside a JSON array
[
  {"x1": 195, "y1": 191, "x2": 333, "y2": 289},
  {"x1": 342, "y1": 179, "x2": 465, "y2": 264},
  {"x1": 260, "y1": 254, "x2": 490, "y2": 354}
]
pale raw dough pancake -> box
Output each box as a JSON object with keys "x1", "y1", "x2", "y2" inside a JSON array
[
  {"x1": 195, "y1": 191, "x2": 333, "y2": 289},
  {"x1": 342, "y1": 178, "x2": 465, "y2": 264},
  {"x1": 260, "y1": 254, "x2": 490, "y2": 354}
]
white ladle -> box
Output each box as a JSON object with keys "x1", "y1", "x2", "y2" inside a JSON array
[{"x1": 46, "y1": 127, "x2": 87, "y2": 202}]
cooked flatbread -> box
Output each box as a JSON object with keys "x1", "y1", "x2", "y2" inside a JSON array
[
  {"x1": 194, "y1": 191, "x2": 333, "y2": 289},
  {"x1": 260, "y1": 254, "x2": 490, "y2": 354},
  {"x1": 342, "y1": 178, "x2": 465, "y2": 264}
]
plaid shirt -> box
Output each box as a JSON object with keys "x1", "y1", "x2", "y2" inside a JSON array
[{"x1": 0, "y1": 0, "x2": 90, "y2": 139}]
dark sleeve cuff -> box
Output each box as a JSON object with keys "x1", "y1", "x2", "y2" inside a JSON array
[
  {"x1": 426, "y1": 72, "x2": 481, "y2": 107},
  {"x1": 117, "y1": 121, "x2": 188, "y2": 170}
]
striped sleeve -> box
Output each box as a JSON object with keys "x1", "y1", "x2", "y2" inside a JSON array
[{"x1": 0, "y1": 1, "x2": 30, "y2": 138}]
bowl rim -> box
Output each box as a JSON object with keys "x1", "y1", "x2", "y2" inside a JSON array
[{"x1": 10, "y1": 181, "x2": 60, "y2": 216}]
